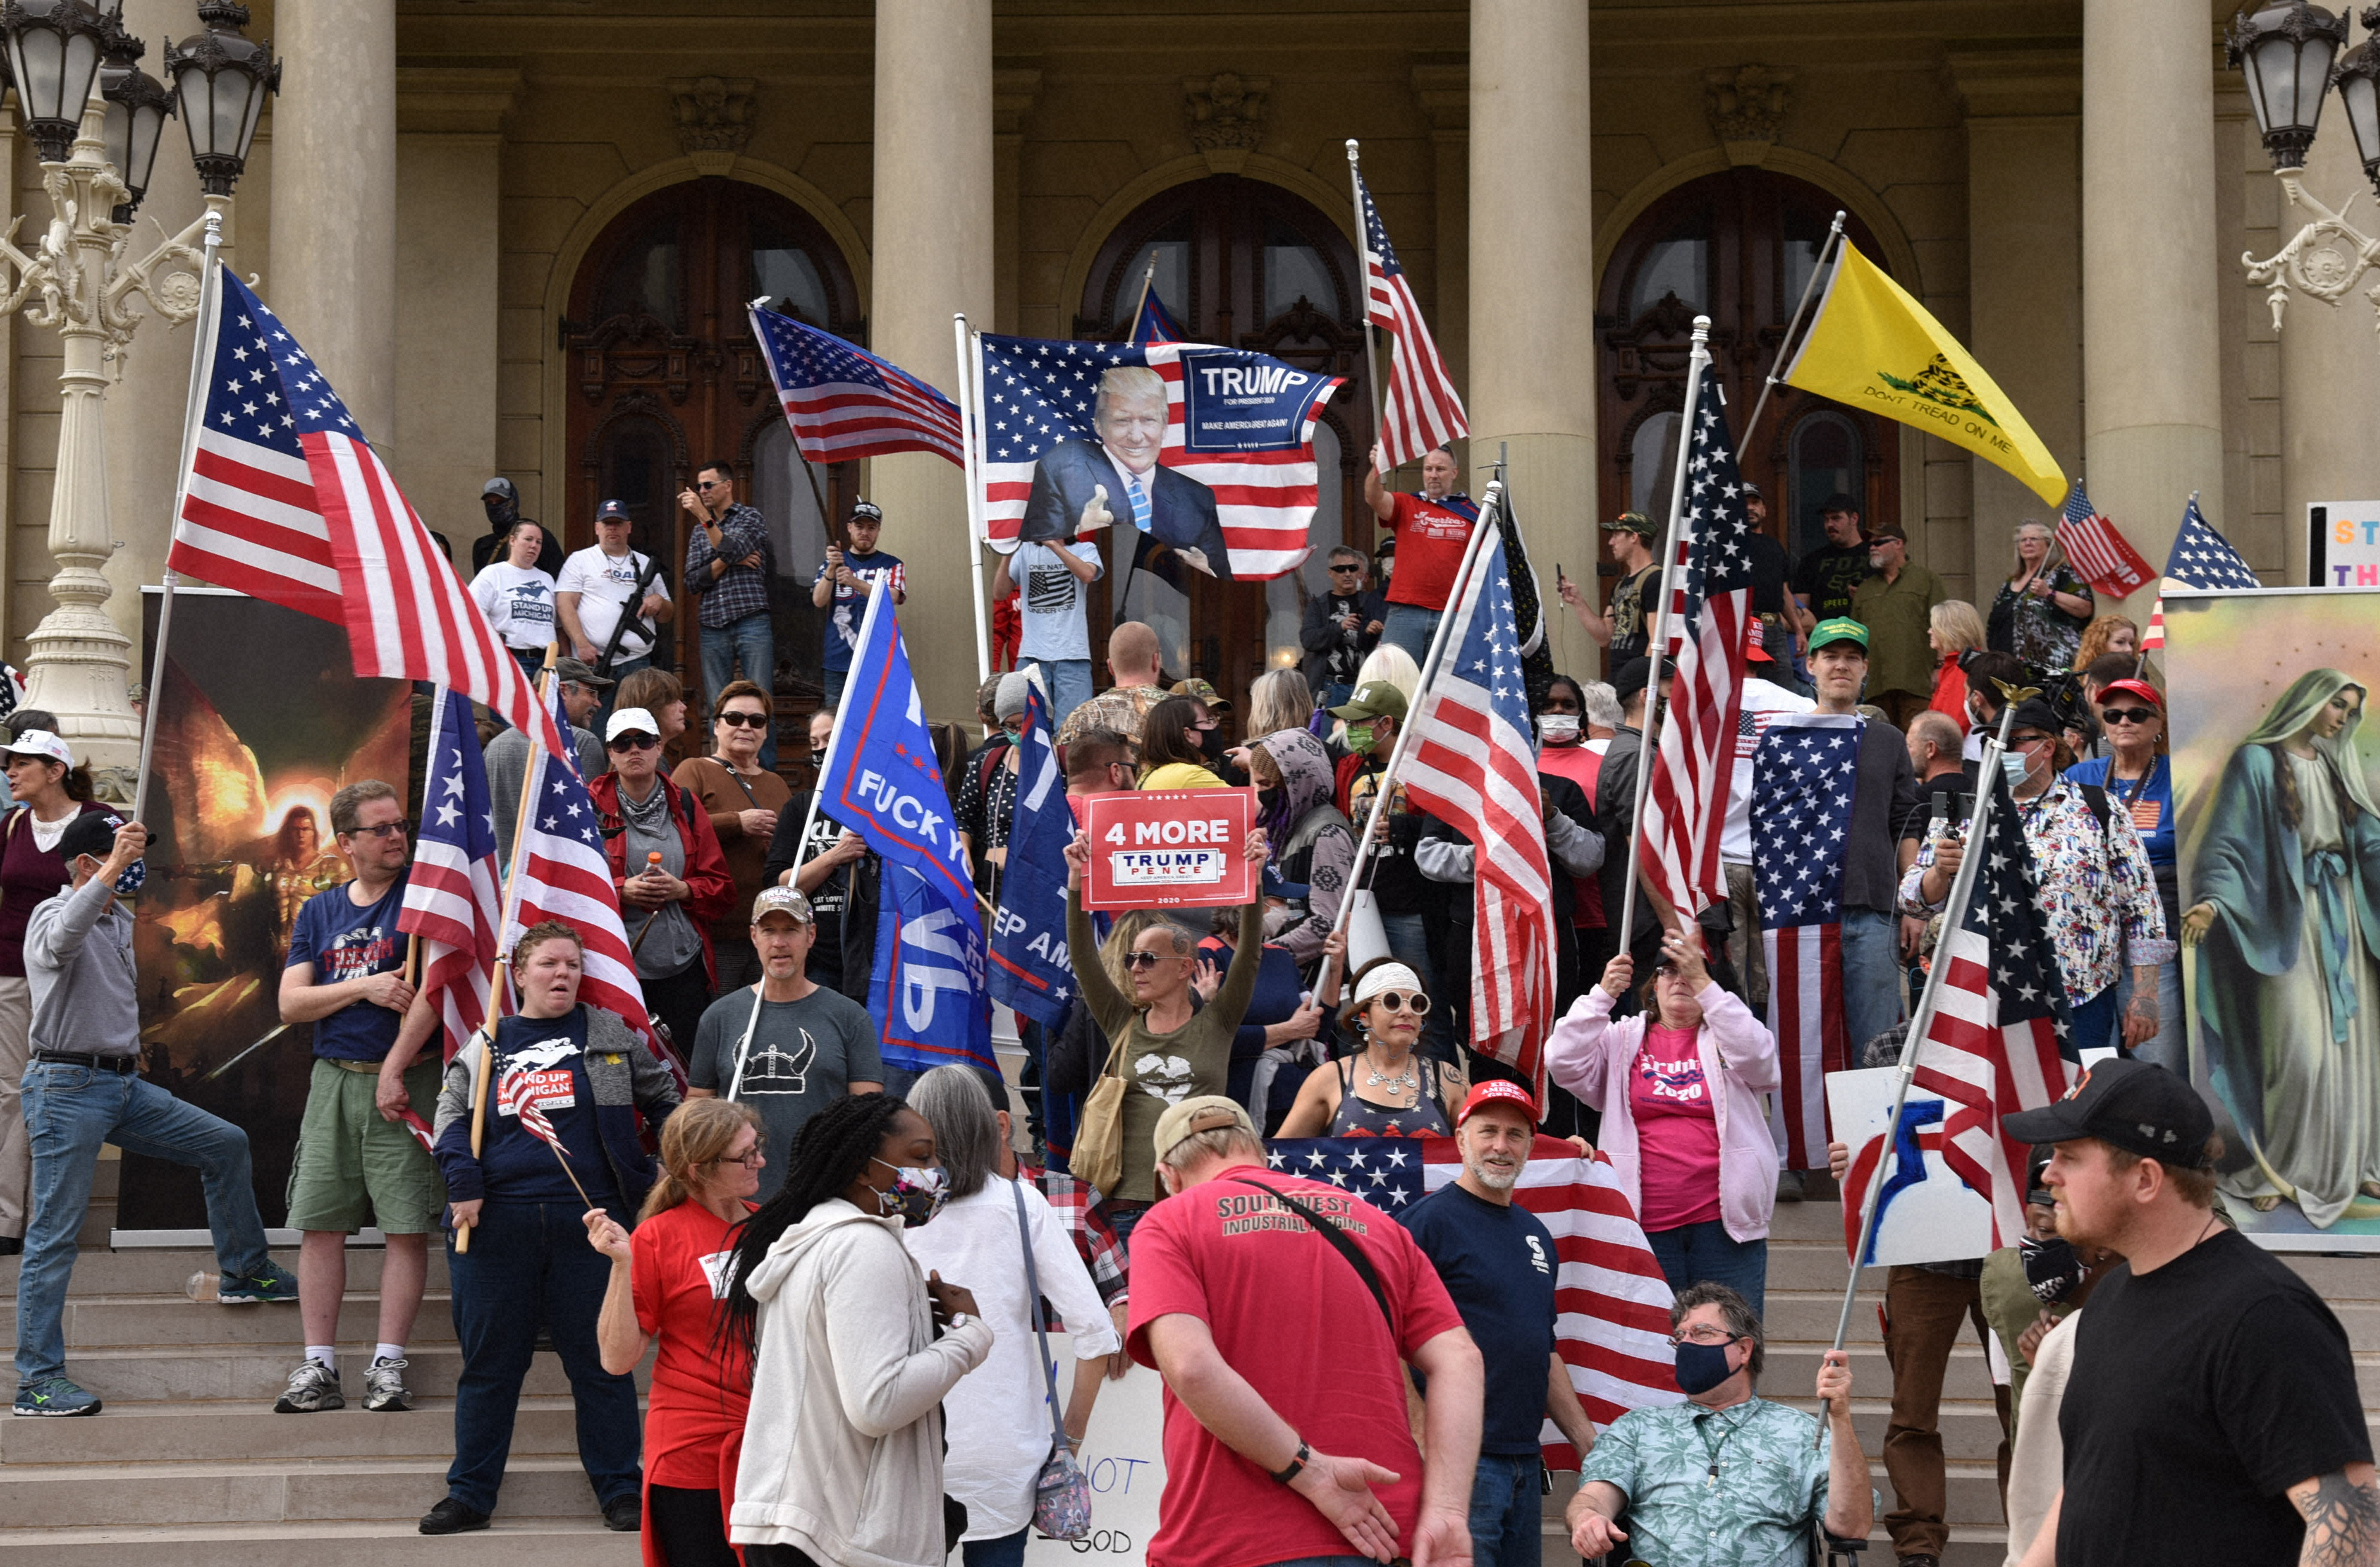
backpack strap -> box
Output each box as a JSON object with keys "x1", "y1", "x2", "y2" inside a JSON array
[{"x1": 2077, "y1": 783, "x2": 2111, "y2": 836}]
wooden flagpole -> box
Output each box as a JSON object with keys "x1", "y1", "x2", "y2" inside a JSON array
[{"x1": 1126, "y1": 253, "x2": 1158, "y2": 340}]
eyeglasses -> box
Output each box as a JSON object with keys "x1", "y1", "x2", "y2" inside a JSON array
[
  {"x1": 1539, "y1": 698, "x2": 1581, "y2": 713},
  {"x1": 607, "y1": 733, "x2": 661, "y2": 752},
  {"x1": 2100, "y1": 707, "x2": 2158, "y2": 726},
  {"x1": 348, "y1": 820, "x2": 410, "y2": 841},
  {"x1": 1667, "y1": 1326, "x2": 1745, "y2": 1348},
  {"x1": 717, "y1": 711, "x2": 769, "y2": 729},
  {"x1": 2010, "y1": 732, "x2": 2056, "y2": 751},
  {"x1": 1370, "y1": 990, "x2": 1431, "y2": 1015},
  {"x1": 710, "y1": 1149, "x2": 765, "y2": 1168},
  {"x1": 1122, "y1": 950, "x2": 1180, "y2": 970}
]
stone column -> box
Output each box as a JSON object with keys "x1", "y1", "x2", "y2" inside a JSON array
[
  {"x1": 268, "y1": 0, "x2": 396, "y2": 444},
  {"x1": 1469, "y1": 0, "x2": 1595, "y2": 677},
  {"x1": 991, "y1": 68, "x2": 1040, "y2": 336},
  {"x1": 1412, "y1": 63, "x2": 1468, "y2": 404},
  {"x1": 2081, "y1": 0, "x2": 2227, "y2": 618},
  {"x1": 869, "y1": 0, "x2": 993, "y2": 722},
  {"x1": 2276, "y1": 123, "x2": 2380, "y2": 587}
]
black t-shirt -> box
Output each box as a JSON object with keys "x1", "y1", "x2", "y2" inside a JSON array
[
  {"x1": 1609, "y1": 564, "x2": 1661, "y2": 663},
  {"x1": 1791, "y1": 542, "x2": 1872, "y2": 622},
  {"x1": 1746, "y1": 532, "x2": 1789, "y2": 616},
  {"x1": 1841, "y1": 719, "x2": 1923, "y2": 915},
  {"x1": 2059, "y1": 1228, "x2": 2371, "y2": 1565}
]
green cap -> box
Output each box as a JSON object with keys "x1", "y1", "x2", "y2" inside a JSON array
[
  {"x1": 1808, "y1": 617, "x2": 1870, "y2": 653},
  {"x1": 1600, "y1": 511, "x2": 1657, "y2": 537},
  {"x1": 1330, "y1": 679, "x2": 1409, "y2": 724}
]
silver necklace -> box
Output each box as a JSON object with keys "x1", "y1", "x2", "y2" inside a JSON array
[{"x1": 1363, "y1": 1050, "x2": 1417, "y2": 1098}]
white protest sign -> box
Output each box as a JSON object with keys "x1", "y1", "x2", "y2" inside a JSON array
[
  {"x1": 1825, "y1": 1066, "x2": 1994, "y2": 1268},
  {"x1": 2311, "y1": 500, "x2": 2380, "y2": 588},
  {"x1": 1024, "y1": 1342, "x2": 1168, "y2": 1563}
]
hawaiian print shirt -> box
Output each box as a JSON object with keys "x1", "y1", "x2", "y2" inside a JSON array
[{"x1": 1579, "y1": 1397, "x2": 1849, "y2": 1567}]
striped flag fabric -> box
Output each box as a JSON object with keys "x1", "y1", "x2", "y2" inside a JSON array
[
  {"x1": 1265, "y1": 1136, "x2": 1680, "y2": 1454},
  {"x1": 398, "y1": 686, "x2": 503, "y2": 1064},
  {"x1": 748, "y1": 303, "x2": 965, "y2": 466},
  {"x1": 1755, "y1": 712, "x2": 1863, "y2": 1172},
  {"x1": 496, "y1": 1065, "x2": 570, "y2": 1155},
  {"x1": 1397, "y1": 526, "x2": 1556, "y2": 1085},
  {"x1": 1640, "y1": 374, "x2": 1753, "y2": 923},
  {"x1": 1910, "y1": 764, "x2": 2079, "y2": 1248},
  {"x1": 167, "y1": 272, "x2": 565, "y2": 760},
  {"x1": 2141, "y1": 494, "x2": 2261, "y2": 650},
  {"x1": 1353, "y1": 167, "x2": 1468, "y2": 469},
  {"x1": 1129, "y1": 284, "x2": 1186, "y2": 344},
  {"x1": 2054, "y1": 482, "x2": 2153, "y2": 599}
]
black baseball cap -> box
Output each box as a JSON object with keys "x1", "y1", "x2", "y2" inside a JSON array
[
  {"x1": 595, "y1": 499, "x2": 631, "y2": 523},
  {"x1": 56, "y1": 811, "x2": 127, "y2": 865},
  {"x1": 2003, "y1": 1059, "x2": 2216, "y2": 1168},
  {"x1": 1611, "y1": 656, "x2": 1654, "y2": 703}
]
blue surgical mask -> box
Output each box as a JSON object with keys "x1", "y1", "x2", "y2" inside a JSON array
[
  {"x1": 2000, "y1": 751, "x2": 2030, "y2": 789},
  {"x1": 1672, "y1": 1337, "x2": 1740, "y2": 1396}
]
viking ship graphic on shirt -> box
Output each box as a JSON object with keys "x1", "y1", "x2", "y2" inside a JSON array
[{"x1": 738, "y1": 1028, "x2": 818, "y2": 1095}]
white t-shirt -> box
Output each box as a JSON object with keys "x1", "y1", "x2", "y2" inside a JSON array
[
  {"x1": 1722, "y1": 675, "x2": 1820, "y2": 864},
  {"x1": 1011, "y1": 538, "x2": 1102, "y2": 662},
  {"x1": 471, "y1": 561, "x2": 558, "y2": 650},
  {"x1": 556, "y1": 546, "x2": 665, "y2": 660}
]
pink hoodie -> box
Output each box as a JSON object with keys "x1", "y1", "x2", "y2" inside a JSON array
[{"x1": 1543, "y1": 983, "x2": 1782, "y2": 1243}]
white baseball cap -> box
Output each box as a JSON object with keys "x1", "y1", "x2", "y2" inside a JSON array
[
  {"x1": 604, "y1": 708, "x2": 660, "y2": 743},
  {"x1": 2, "y1": 729, "x2": 74, "y2": 768}
]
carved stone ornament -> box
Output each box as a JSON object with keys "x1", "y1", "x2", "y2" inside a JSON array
[
  {"x1": 670, "y1": 76, "x2": 756, "y2": 173},
  {"x1": 1186, "y1": 72, "x2": 1269, "y2": 167},
  {"x1": 1705, "y1": 64, "x2": 1793, "y2": 166}
]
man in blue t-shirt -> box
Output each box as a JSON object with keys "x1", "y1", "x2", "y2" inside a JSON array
[
  {"x1": 1401, "y1": 1080, "x2": 1602, "y2": 1567},
  {"x1": 273, "y1": 779, "x2": 442, "y2": 1417}
]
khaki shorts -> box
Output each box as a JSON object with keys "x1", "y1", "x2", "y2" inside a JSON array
[{"x1": 285, "y1": 1056, "x2": 447, "y2": 1235}]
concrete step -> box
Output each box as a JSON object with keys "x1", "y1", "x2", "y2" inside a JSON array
[
  {"x1": 1, "y1": 1246, "x2": 453, "y2": 1300},
  {"x1": 0, "y1": 1519, "x2": 640, "y2": 1567},
  {"x1": 3, "y1": 1292, "x2": 460, "y2": 1350},
  {"x1": 0, "y1": 1454, "x2": 622, "y2": 1530},
  {"x1": 0, "y1": 1396, "x2": 598, "y2": 1467},
  {"x1": 28, "y1": 1342, "x2": 627, "y2": 1405}
]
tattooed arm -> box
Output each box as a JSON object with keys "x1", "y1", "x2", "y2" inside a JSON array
[{"x1": 2290, "y1": 1465, "x2": 2380, "y2": 1567}]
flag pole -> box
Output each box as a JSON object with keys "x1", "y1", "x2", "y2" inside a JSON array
[
  {"x1": 787, "y1": 566, "x2": 887, "y2": 900},
  {"x1": 1615, "y1": 317, "x2": 1714, "y2": 948},
  {"x1": 1733, "y1": 211, "x2": 1845, "y2": 467},
  {"x1": 1831, "y1": 686, "x2": 2036, "y2": 1353},
  {"x1": 133, "y1": 212, "x2": 225, "y2": 827},
  {"x1": 749, "y1": 299, "x2": 842, "y2": 552},
  {"x1": 1345, "y1": 140, "x2": 1389, "y2": 475},
  {"x1": 1126, "y1": 253, "x2": 1157, "y2": 341},
  {"x1": 955, "y1": 311, "x2": 991, "y2": 683}
]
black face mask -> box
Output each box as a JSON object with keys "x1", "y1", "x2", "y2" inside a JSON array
[
  {"x1": 483, "y1": 489, "x2": 518, "y2": 530},
  {"x1": 2020, "y1": 1234, "x2": 2090, "y2": 1305},
  {"x1": 809, "y1": 747, "x2": 829, "y2": 769},
  {"x1": 1258, "y1": 786, "x2": 1283, "y2": 816}
]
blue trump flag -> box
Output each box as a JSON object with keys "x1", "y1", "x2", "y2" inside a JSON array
[
  {"x1": 988, "y1": 680, "x2": 1076, "y2": 1028},
  {"x1": 815, "y1": 588, "x2": 992, "y2": 1074}
]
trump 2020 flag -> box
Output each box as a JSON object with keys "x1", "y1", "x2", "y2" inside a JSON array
[
  {"x1": 988, "y1": 680, "x2": 1076, "y2": 1029},
  {"x1": 399, "y1": 686, "x2": 502, "y2": 1063},
  {"x1": 1755, "y1": 711, "x2": 1862, "y2": 1172},
  {"x1": 973, "y1": 332, "x2": 1343, "y2": 582},
  {"x1": 817, "y1": 588, "x2": 992, "y2": 1074}
]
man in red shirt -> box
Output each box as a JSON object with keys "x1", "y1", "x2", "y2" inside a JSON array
[
  {"x1": 1363, "y1": 444, "x2": 1477, "y2": 669},
  {"x1": 1128, "y1": 1096, "x2": 1484, "y2": 1567}
]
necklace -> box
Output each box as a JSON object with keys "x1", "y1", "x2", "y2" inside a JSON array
[
  {"x1": 1695, "y1": 1400, "x2": 1756, "y2": 1488},
  {"x1": 1362, "y1": 1049, "x2": 1417, "y2": 1098}
]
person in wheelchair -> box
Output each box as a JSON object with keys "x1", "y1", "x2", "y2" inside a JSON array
[{"x1": 1567, "y1": 1282, "x2": 1875, "y2": 1566}]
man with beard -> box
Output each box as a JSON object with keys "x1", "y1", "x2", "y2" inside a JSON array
[
  {"x1": 471, "y1": 478, "x2": 562, "y2": 577},
  {"x1": 1401, "y1": 1080, "x2": 1600, "y2": 1567}
]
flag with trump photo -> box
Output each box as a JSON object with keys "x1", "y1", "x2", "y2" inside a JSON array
[
  {"x1": 398, "y1": 686, "x2": 502, "y2": 1064},
  {"x1": 971, "y1": 332, "x2": 1343, "y2": 583}
]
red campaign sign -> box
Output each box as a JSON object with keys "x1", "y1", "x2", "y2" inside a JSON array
[{"x1": 1079, "y1": 789, "x2": 1258, "y2": 912}]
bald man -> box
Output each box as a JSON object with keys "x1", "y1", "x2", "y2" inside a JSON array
[
  {"x1": 1018, "y1": 366, "x2": 1232, "y2": 583},
  {"x1": 1055, "y1": 621, "x2": 1171, "y2": 751}
]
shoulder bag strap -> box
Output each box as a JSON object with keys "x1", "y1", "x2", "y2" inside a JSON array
[
  {"x1": 1225, "y1": 1176, "x2": 1395, "y2": 1338},
  {"x1": 1012, "y1": 1178, "x2": 1069, "y2": 1451},
  {"x1": 724, "y1": 985, "x2": 766, "y2": 1101}
]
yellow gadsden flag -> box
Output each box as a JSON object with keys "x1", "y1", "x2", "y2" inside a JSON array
[{"x1": 1783, "y1": 241, "x2": 2066, "y2": 507}]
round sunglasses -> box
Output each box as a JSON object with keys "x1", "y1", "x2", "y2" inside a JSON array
[{"x1": 1366, "y1": 989, "x2": 1430, "y2": 1015}]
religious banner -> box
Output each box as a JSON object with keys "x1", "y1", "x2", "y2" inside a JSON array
[
  {"x1": 1079, "y1": 789, "x2": 1257, "y2": 912},
  {"x1": 121, "y1": 587, "x2": 413, "y2": 1235}
]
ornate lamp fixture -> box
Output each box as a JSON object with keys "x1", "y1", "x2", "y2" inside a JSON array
[{"x1": 161, "y1": 0, "x2": 276, "y2": 198}]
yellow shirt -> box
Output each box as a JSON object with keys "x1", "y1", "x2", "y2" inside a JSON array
[{"x1": 1137, "y1": 762, "x2": 1228, "y2": 790}]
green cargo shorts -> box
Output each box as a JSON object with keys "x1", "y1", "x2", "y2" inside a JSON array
[{"x1": 285, "y1": 1056, "x2": 447, "y2": 1235}]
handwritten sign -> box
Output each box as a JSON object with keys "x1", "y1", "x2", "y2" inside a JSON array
[
  {"x1": 2310, "y1": 501, "x2": 2380, "y2": 588},
  {"x1": 1025, "y1": 1345, "x2": 1168, "y2": 1563},
  {"x1": 1080, "y1": 789, "x2": 1257, "y2": 912}
]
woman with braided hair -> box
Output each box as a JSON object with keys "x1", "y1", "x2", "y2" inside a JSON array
[{"x1": 722, "y1": 1092, "x2": 993, "y2": 1567}]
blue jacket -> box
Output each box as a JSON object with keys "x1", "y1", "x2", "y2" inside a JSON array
[{"x1": 432, "y1": 1004, "x2": 679, "y2": 1215}]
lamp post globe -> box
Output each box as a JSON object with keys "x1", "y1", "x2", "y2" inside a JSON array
[
  {"x1": 98, "y1": 20, "x2": 173, "y2": 222},
  {"x1": 0, "y1": 0, "x2": 111, "y2": 163},
  {"x1": 161, "y1": 0, "x2": 275, "y2": 198},
  {"x1": 2333, "y1": 6, "x2": 2380, "y2": 196}
]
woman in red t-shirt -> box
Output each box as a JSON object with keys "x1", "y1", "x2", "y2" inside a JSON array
[{"x1": 587, "y1": 1098, "x2": 765, "y2": 1567}]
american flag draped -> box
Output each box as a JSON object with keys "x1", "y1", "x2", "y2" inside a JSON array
[
  {"x1": 1265, "y1": 1137, "x2": 1679, "y2": 1452},
  {"x1": 1910, "y1": 765, "x2": 2079, "y2": 1247},
  {"x1": 1640, "y1": 373, "x2": 1754, "y2": 922},
  {"x1": 167, "y1": 273, "x2": 564, "y2": 760},
  {"x1": 1397, "y1": 525, "x2": 1556, "y2": 1084},
  {"x1": 749, "y1": 303, "x2": 966, "y2": 466},
  {"x1": 1755, "y1": 713, "x2": 1862, "y2": 1172},
  {"x1": 398, "y1": 686, "x2": 503, "y2": 1064},
  {"x1": 1354, "y1": 167, "x2": 1468, "y2": 469},
  {"x1": 2141, "y1": 494, "x2": 2261, "y2": 651},
  {"x1": 2054, "y1": 481, "x2": 2153, "y2": 599}
]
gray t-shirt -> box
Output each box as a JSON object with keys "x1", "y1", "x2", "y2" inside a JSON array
[{"x1": 689, "y1": 985, "x2": 884, "y2": 1200}]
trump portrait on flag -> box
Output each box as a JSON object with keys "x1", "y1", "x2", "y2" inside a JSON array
[{"x1": 1018, "y1": 365, "x2": 1231, "y2": 581}]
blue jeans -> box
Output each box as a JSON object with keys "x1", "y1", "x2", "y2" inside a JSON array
[
  {"x1": 1467, "y1": 1452, "x2": 1543, "y2": 1567},
  {"x1": 701, "y1": 610, "x2": 778, "y2": 769},
  {"x1": 445, "y1": 1201, "x2": 642, "y2": 1513},
  {"x1": 1380, "y1": 911, "x2": 1455, "y2": 1061},
  {"x1": 822, "y1": 665, "x2": 848, "y2": 708},
  {"x1": 16, "y1": 1062, "x2": 270, "y2": 1387},
  {"x1": 1380, "y1": 603, "x2": 1441, "y2": 671},
  {"x1": 1839, "y1": 908, "x2": 1906, "y2": 1059},
  {"x1": 592, "y1": 652, "x2": 651, "y2": 730},
  {"x1": 961, "y1": 1528, "x2": 1029, "y2": 1567},
  {"x1": 1027, "y1": 657, "x2": 1096, "y2": 734},
  {"x1": 1643, "y1": 1220, "x2": 1768, "y2": 1322},
  {"x1": 2067, "y1": 983, "x2": 2121, "y2": 1056}
]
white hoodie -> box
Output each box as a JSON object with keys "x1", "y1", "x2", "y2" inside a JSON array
[{"x1": 731, "y1": 1196, "x2": 994, "y2": 1567}]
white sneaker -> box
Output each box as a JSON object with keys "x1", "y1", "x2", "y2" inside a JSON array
[
  {"x1": 272, "y1": 1358, "x2": 343, "y2": 1413},
  {"x1": 362, "y1": 1356, "x2": 413, "y2": 1413}
]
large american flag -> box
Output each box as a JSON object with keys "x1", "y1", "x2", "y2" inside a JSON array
[
  {"x1": 1755, "y1": 713, "x2": 1862, "y2": 1172},
  {"x1": 1354, "y1": 167, "x2": 1467, "y2": 469},
  {"x1": 1398, "y1": 522, "x2": 1556, "y2": 1085},
  {"x1": 398, "y1": 686, "x2": 503, "y2": 1064},
  {"x1": 1266, "y1": 1137, "x2": 1679, "y2": 1454},
  {"x1": 1910, "y1": 765, "x2": 2078, "y2": 1247},
  {"x1": 1640, "y1": 373, "x2": 1753, "y2": 922},
  {"x1": 2141, "y1": 494, "x2": 2261, "y2": 651},
  {"x1": 2054, "y1": 481, "x2": 2153, "y2": 599},
  {"x1": 167, "y1": 273, "x2": 564, "y2": 759},
  {"x1": 748, "y1": 303, "x2": 965, "y2": 466}
]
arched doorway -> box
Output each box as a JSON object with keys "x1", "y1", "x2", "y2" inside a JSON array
[
  {"x1": 1597, "y1": 169, "x2": 1901, "y2": 576},
  {"x1": 1074, "y1": 176, "x2": 1371, "y2": 711},
  {"x1": 562, "y1": 179, "x2": 863, "y2": 712}
]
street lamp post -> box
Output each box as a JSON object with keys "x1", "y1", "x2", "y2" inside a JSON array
[
  {"x1": 4, "y1": 0, "x2": 275, "y2": 763},
  {"x1": 2234, "y1": 1, "x2": 2380, "y2": 343}
]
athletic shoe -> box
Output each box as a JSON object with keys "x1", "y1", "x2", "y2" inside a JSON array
[
  {"x1": 419, "y1": 1498, "x2": 491, "y2": 1535},
  {"x1": 13, "y1": 1377, "x2": 100, "y2": 1416},
  {"x1": 362, "y1": 1355, "x2": 413, "y2": 1413},
  {"x1": 602, "y1": 1494, "x2": 641, "y2": 1532},
  {"x1": 272, "y1": 1359, "x2": 343, "y2": 1413},
  {"x1": 217, "y1": 1260, "x2": 300, "y2": 1305}
]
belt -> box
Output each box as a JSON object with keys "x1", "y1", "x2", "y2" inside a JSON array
[{"x1": 32, "y1": 1050, "x2": 137, "y2": 1074}]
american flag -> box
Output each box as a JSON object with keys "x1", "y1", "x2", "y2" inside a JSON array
[
  {"x1": 1354, "y1": 167, "x2": 1467, "y2": 469},
  {"x1": 748, "y1": 303, "x2": 965, "y2": 466},
  {"x1": 398, "y1": 686, "x2": 503, "y2": 1064},
  {"x1": 2054, "y1": 481, "x2": 2153, "y2": 599},
  {"x1": 167, "y1": 273, "x2": 564, "y2": 760},
  {"x1": 1640, "y1": 373, "x2": 1753, "y2": 922},
  {"x1": 1755, "y1": 713, "x2": 1862, "y2": 1172},
  {"x1": 496, "y1": 1065, "x2": 570, "y2": 1155},
  {"x1": 1496, "y1": 485, "x2": 1556, "y2": 711},
  {"x1": 1129, "y1": 283, "x2": 1186, "y2": 344},
  {"x1": 2141, "y1": 494, "x2": 2261, "y2": 651},
  {"x1": 1266, "y1": 1137, "x2": 1680, "y2": 1453},
  {"x1": 1910, "y1": 763, "x2": 2079, "y2": 1247},
  {"x1": 1398, "y1": 521, "x2": 1556, "y2": 1084}
]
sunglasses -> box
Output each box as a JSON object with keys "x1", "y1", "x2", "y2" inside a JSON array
[
  {"x1": 1122, "y1": 950, "x2": 1182, "y2": 971},
  {"x1": 348, "y1": 820, "x2": 410, "y2": 841},
  {"x1": 717, "y1": 711, "x2": 769, "y2": 729},
  {"x1": 1329, "y1": 564, "x2": 1364, "y2": 573},
  {"x1": 696, "y1": 479, "x2": 724, "y2": 491},
  {"x1": 2100, "y1": 707, "x2": 2158, "y2": 726},
  {"x1": 1368, "y1": 990, "x2": 1430, "y2": 1015},
  {"x1": 607, "y1": 733, "x2": 661, "y2": 752}
]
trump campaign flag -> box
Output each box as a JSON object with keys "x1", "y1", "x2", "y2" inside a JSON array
[
  {"x1": 972, "y1": 332, "x2": 1342, "y2": 582},
  {"x1": 988, "y1": 680, "x2": 1077, "y2": 1029},
  {"x1": 817, "y1": 588, "x2": 993, "y2": 1074},
  {"x1": 1129, "y1": 283, "x2": 1187, "y2": 344},
  {"x1": 399, "y1": 686, "x2": 503, "y2": 1062},
  {"x1": 1755, "y1": 711, "x2": 1862, "y2": 1172}
]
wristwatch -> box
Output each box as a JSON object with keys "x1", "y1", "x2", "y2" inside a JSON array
[
  {"x1": 1270, "y1": 1438, "x2": 1312, "y2": 1485},
  {"x1": 945, "y1": 1312, "x2": 975, "y2": 1333}
]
